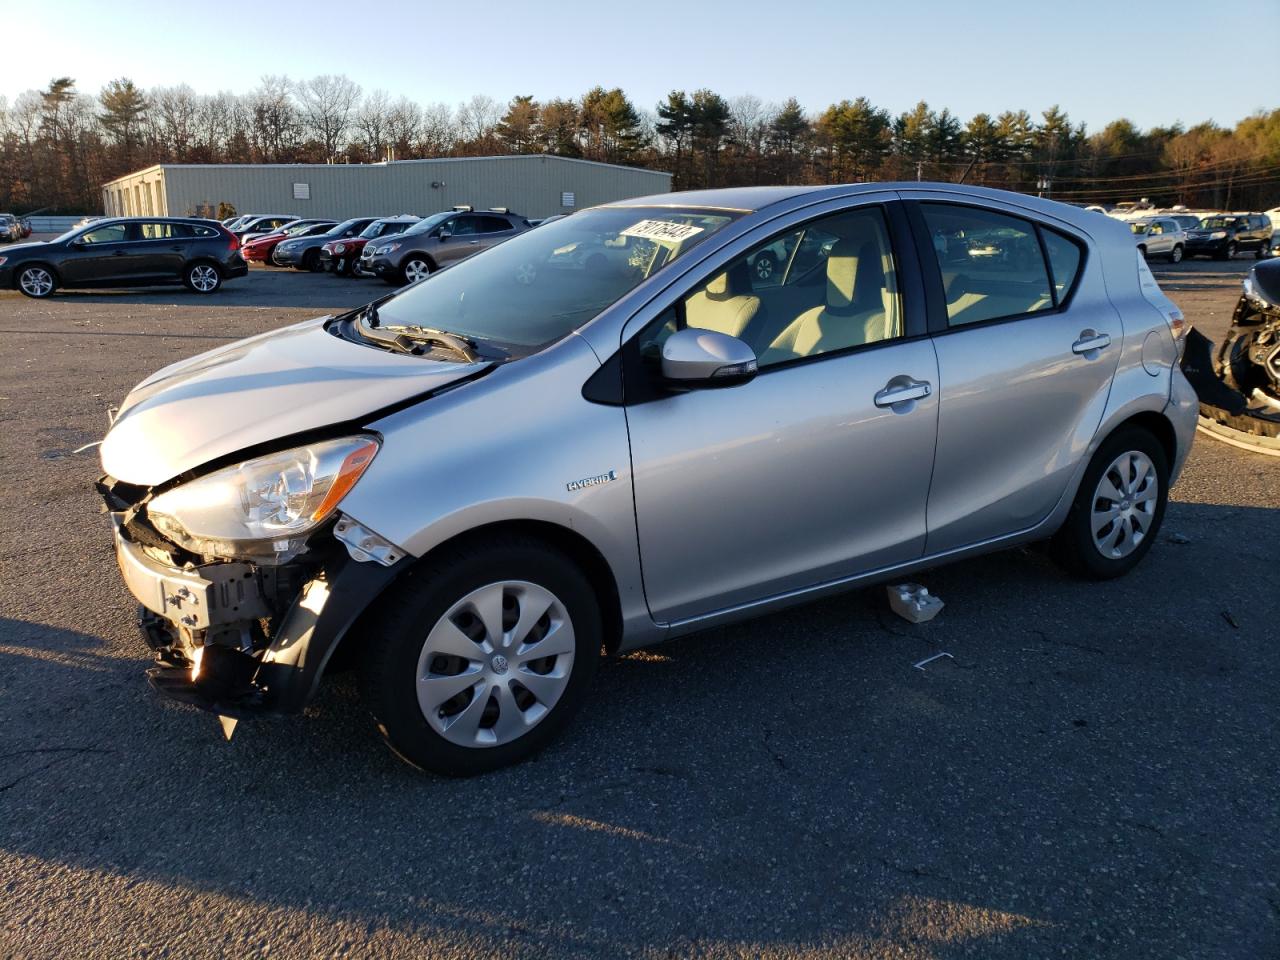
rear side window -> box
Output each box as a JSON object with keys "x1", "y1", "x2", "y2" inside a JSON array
[
  {"x1": 477, "y1": 216, "x2": 513, "y2": 233},
  {"x1": 193, "y1": 225, "x2": 219, "y2": 238}
]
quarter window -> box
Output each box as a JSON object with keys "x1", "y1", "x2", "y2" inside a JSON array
[
  {"x1": 477, "y1": 216, "x2": 512, "y2": 233},
  {"x1": 1041, "y1": 228, "x2": 1082, "y2": 301},
  {"x1": 920, "y1": 204, "x2": 1053, "y2": 326},
  {"x1": 642, "y1": 206, "x2": 903, "y2": 370}
]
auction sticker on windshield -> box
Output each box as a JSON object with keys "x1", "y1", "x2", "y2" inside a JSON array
[{"x1": 621, "y1": 220, "x2": 706, "y2": 243}]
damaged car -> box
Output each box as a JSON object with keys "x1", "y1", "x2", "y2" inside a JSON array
[{"x1": 98, "y1": 184, "x2": 1198, "y2": 775}]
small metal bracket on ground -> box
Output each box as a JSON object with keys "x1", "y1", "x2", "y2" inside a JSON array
[{"x1": 913, "y1": 652, "x2": 954, "y2": 671}]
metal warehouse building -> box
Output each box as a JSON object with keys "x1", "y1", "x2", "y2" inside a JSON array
[{"x1": 101, "y1": 155, "x2": 672, "y2": 221}]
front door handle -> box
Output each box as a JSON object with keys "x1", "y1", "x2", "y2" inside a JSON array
[
  {"x1": 112, "y1": 250, "x2": 128, "y2": 256},
  {"x1": 874, "y1": 377, "x2": 932, "y2": 409},
  {"x1": 1072, "y1": 331, "x2": 1112, "y2": 355}
]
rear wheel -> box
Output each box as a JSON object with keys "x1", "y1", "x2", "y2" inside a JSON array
[
  {"x1": 16, "y1": 264, "x2": 56, "y2": 298},
  {"x1": 360, "y1": 537, "x2": 601, "y2": 775},
  {"x1": 1257, "y1": 240, "x2": 1270, "y2": 260},
  {"x1": 1218, "y1": 241, "x2": 1237, "y2": 261},
  {"x1": 1051, "y1": 428, "x2": 1169, "y2": 580},
  {"x1": 184, "y1": 262, "x2": 222, "y2": 294}
]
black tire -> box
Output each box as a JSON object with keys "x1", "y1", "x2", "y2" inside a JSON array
[
  {"x1": 15, "y1": 264, "x2": 57, "y2": 298},
  {"x1": 1257, "y1": 241, "x2": 1270, "y2": 260},
  {"x1": 360, "y1": 536, "x2": 601, "y2": 776},
  {"x1": 1051, "y1": 427, "x2": 1170, "y2": 580},
  {"x1": 183, "y1": 261, "x2": 222, "y2": 294},
  {"x1": 303, "y1": 250, "x2": 323, "y2": 272},
  {"x1": 1218, "y1": 242, "x2": 1237, "y2": 261},
  {"x1": 1168, "y1": 244, "x2": 1183, "y2": 263}
]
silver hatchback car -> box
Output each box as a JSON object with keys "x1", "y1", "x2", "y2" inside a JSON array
[{"x1": 98, "y1": 184, "x2": 1198, "y2": 774}]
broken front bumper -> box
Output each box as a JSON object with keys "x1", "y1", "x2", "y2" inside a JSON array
[{"x1": 110, "y1": 516, "x2": 407, "y2": 717}]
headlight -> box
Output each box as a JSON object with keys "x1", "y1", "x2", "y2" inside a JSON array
[
  {"x1": 381, "y1": 242, "x2": 402, "y2": 255},
  {"x1": 334, "y1": 243, "x2": 345, "y2": 253},
  {"x1": 1210, "y1": 231, "x2": 1228, "y2": 240},
  {"x1": 147, "y1": 436, "x2": 379, "y2": 562}
]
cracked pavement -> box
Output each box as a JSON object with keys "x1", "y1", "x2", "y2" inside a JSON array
[{"x1": 0, "y1": 258, "x2": 1277, "y2": 958}]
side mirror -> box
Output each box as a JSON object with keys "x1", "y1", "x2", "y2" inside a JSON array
[
  {"x1": 437, "y1": 230, "x2": 451, "y2": 241},
  {"x1": 661, "y1": 328, "x2": 758, "y2": 388}
]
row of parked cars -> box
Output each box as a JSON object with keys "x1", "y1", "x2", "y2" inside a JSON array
[
  {"x1": 221, "y1": 206, "x2": 547, "y2": 285},
  {"x1": 0, "y1": 213, "x2": 33, "y2": 242},
  {"x1": 1128, "y1": 211, "x2": 1273, "y2": 263}
]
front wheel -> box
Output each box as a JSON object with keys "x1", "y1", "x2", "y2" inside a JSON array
[
  {"x1": 360, "y1": 537, "x2": 601, "y2": 775},
  {"x1": 184, "y1": 262, "x2": 222, "y2": 293},
  {"x1": 1051, "y1": 428, "x2": 1169, "y2": 580},
  {"x1": 1257, "y1": 241, "x2": 1270, "y2": 260},
  {"x1": 1168, "y1": 244, "x2": 1183, "y2": 263},
  {"x1": 402, "y1": 257, "x2": 432, "y2": 284},
  {"x1": 16, "y1": 264, "x2": 57, "y2": 298},
  {"x1": 1219, "y1": 242, "x2": 1237, "y2": 261}
]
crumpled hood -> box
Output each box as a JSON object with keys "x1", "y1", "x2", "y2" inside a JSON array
[{"x1": 101, "y1": 317, "x2": 485, "y2": 486}]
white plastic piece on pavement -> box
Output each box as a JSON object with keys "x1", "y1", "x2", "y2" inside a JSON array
[
  {"x1": 887, "y1": 582, "x2": 945, "y2": 624},
  {"x1": 913, "y1": 652, "x2": 955, "y2": 671}
]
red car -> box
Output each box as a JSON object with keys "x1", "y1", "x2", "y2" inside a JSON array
[
  {"x1": 319, "y1": 215, "x2": 420, "y2": 276},
  {"x1": 242, "y1": 220, "x2": 336, "y2": 265}
]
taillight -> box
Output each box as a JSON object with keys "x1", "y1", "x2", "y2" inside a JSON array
[
  {"x1": 1166, "y1": 306, "x2": 1189, "y2": 361},
  {"x1": 225, "y1": 231, "x2": 240, "y2": 252}
]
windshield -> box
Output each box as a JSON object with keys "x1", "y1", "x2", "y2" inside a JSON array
[
  {"x1": 282, "y1": 221, "x2": 323, "y2": 236},
  {"x1": 325, "y1": 218, "x2": 365, "y2": 237},
  {"x1": 1199, "y1": 217, "x2": 1240, "y2": 229},
  {"x1": 370, "y1": 206, "x2": 740, "y2": 352},
  {"x1": 362, "y1": 219, "x2": 413, "y2": 239},
  {"x1": 401, "y1": 212, "x2": 453, "y2": 237}
]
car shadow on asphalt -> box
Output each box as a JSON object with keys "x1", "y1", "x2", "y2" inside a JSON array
[{"x1": 1, "y1": 498, "x2": 1277, "y2": 957}]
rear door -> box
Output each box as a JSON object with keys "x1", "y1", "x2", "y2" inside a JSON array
[
  {"x1": 902, "y1": 194, "x2": 1121, "y2": 554},
  {"x1": 134, "y1": 222, "x2": 194, "y2": 278},
  {"x1": 59, "y1": 222, "x2": 139, "y2": 284}
]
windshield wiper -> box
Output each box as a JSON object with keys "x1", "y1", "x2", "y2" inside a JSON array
[{"x1": 380, "y1": 325, "x2": 481, "y2": 363}]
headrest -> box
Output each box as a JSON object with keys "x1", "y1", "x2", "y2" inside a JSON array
[
  {"x1": 705, "y1": 260, "x2": 754, "y2": 300},
  {"x1": 826, "y1": 238, "x2": 885, "y2": 313}
]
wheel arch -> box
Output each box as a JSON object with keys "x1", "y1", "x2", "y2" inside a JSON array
[
  {"x1": 12, "y1": 260, "x2": 61, "y2": 288},
  {"x1": 335, "y1": 518, "x2": 626, "y2": 669},
  {"x1": 184, "y1": 255, "x2": 223, "y2": 277},
  {"x1": 1107, "y1": 409, "x2": 1177, "y2": 468}
]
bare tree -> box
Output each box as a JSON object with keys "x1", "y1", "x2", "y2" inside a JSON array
[
  {"x1": 456, "y1": 95, "x2": 500, "y2": 146},
  {"x1": 153, "y1": 85, "x2": 199, "y2": 160},
  {"x1": 355, "y1": 89, "x2": 392, "y2": 161},
  {"x1": 296, "y1": 74, "x2": 361, "y2": 162},
  {"x1": 419, "y1": 102, "x2": 456, "y2": 156},
  {"x1": 249, "y1": 75, "x2": 301, "y2": 162}
]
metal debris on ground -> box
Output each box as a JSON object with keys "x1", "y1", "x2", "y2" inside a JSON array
[
  {"x1": 887, "y1": 583, "x2": 944, "y2": 624},
  {"x1": 913, "y1": 652, "x2": 954, "y2": 671}
]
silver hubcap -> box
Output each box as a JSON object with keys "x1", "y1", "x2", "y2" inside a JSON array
[
  {"x1": 1091, "y1": 450, "x2": 1158, "y2": 559},
  {"x1": 405, "y1": 260, "x2": 430, "y2": 283},
  {"x1": 416, "y1": 580, "x2": 575, "y2": 748},
  {"x1": 1172, "y1": 247, "x2": 1182, "y2": 262},
  {"x1": 19, "y1": 268, "x2": 52, "y2": 296},
  {"x1": 190, "y1": 265, "x2": 218, "y2": 292},
  {"x1": 755, "y1": 257, "x2": 772, "y2": 279}
]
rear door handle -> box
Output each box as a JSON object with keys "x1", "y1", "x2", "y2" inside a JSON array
[
  {"x1": 874, "y1": 378, "x2": 932, "y2": 409},
  {"x1": 1072, "y1": 332, "x2": 1112, "y2": 355}
]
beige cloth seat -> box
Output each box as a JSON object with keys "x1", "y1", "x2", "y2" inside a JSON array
[
  {"x1": 761, "y1": 233, "x2": 899, "y2": 366},
  {"x1": 684, "y1": 262, "x2": 760, "y2": 338}
]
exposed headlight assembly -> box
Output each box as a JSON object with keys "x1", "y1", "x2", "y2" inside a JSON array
[{"x1": 147, "y1": 436, "x2": 379, "y2": 563}]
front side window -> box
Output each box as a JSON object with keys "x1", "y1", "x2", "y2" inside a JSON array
[
  {"x1": 920, "y1": 204, "x2": 1053, "y2": 326},
  {"x1": 641, "y1": 206, "x2": 902, "y2": 370},
  {"x1": 80, "y1": 223, "x2": 131, "y2": 244},
  {"x1": 371, "y1": 206, "x2": 738, "y2": 352},
  {"x1": 447, "y1": 217, "x2": 478, "y2": 237}
]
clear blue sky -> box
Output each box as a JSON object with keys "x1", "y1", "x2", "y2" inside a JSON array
[{"x1": 4, "y1": 0, "x2": 1275, "y2": 131}]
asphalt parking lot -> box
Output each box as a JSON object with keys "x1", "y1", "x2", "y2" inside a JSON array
[{"x1": 0, "y1": 257, "x2": 1277, "y2": 959}]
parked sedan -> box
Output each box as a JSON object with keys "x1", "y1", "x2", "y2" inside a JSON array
[
  {"x1": 242, "y1": 220, "x2": 338, "y2": 265},
  {"x1": 272, "y1": 217, "x2": 379, "y2": 271},
  {"x1": 232, "y1": 214, "x2": 299, "y2": 241},
  {"x1": 1, "y1": 217, "x2": 247, "y2": 297},
  {"x1": 360, "y1": 207, "x2": 530, "y2": 285},
  {"x1": 95, "y1": 184, "x2": 1195, "y2": 775},
  {"x1": 0, "y1": 214, "x2": 19, "y2": 242},
  {"x1": 319, "y1": 215, "x2": 420, "y2": 275}
]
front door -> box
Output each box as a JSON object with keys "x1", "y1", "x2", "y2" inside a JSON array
[
  {"x1": 902, "y1": 196, "x2": 1122, "y2": 554},
  {"x1": 624, "y1": 201, "x2": 940, "y2": 624},
  {"x1": 59, "y1": 222, "x2": 139, "y2": 285}
]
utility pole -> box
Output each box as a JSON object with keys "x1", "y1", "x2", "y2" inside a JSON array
[{"x1": 916, "y1": 160, "x2": 923, "y2": 182}]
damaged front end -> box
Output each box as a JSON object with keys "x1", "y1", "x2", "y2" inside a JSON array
[
  {"x1": 1184, "y1": 259, "x2": 1280, "y2": 455},
  {"x1": 98, "y1": 459, "x2": 408, "y2": 718}
]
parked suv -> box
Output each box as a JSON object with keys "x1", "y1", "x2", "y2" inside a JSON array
[
  {"x1": 1185, "y1": 214, "x2": 1272, "y2": 260},
  {"x1": 1131, "y1": 217, "x2": 1188, "y2": 262},
  {"x1": 1, "y1": 217, "x2": 247, "y2": 297},
  {"x1": 321, "y1": 215, "x2": 420, "y2": 275},
  {"x1": 96, "y1": 185, "x2": 1197, "y2": 774},
  {"x1": 361, "y1": 206, "x2": 530, "y2": 284}
]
